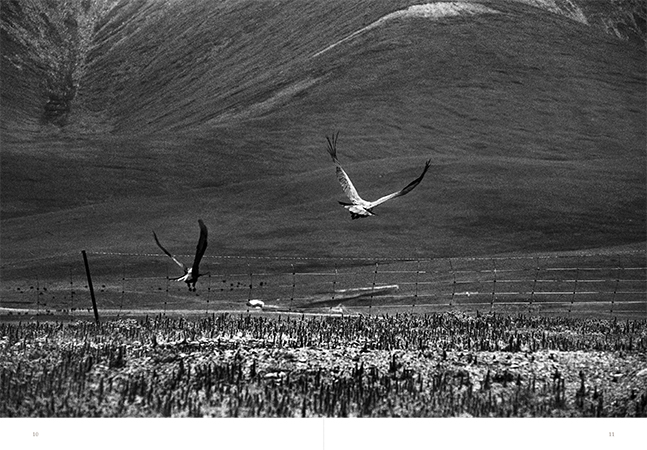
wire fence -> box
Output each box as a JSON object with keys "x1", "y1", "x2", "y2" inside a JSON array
[{"x1": 1, "y1": 249, "x2": 645, "y2": 319}]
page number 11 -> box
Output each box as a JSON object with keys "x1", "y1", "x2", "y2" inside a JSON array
[{"x1": 609, "y1": 432, "x2": 614, "y2": 437}]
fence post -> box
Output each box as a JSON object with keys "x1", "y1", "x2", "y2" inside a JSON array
[
  {"x1": 291, "y1": 264, "x2": 296, "y2": 309},
  {"x1": 491, "y1": 258, "x2": 497, "y2": 310},
  {"x1": 414, "y1": 260, "x2": 420, "y2": 309},
  {"x1": 449, "y1": 259, "x2": 456, "y2": 306},
  {"x1": 530, "y1": 257, "x2": 539, "y2": 311},
  {"x1": 164, "y1": 262, "x2": 169, "y2": 315},
  {"x1": 332, "y1": 265, "x2": 338, "y2": 302},
  {"x1": 81, "y1": 250, "x2": 100, "y2": 325},
  {"x1": 118, "y1": 262, "x2": 125, "y2": 318},
  {"x1": 35, "y1": 275, "x2": 40, "y2": 319},
  {"x1": 611, "y1": 264, "x2": 622, "y2": 316},
  {"x1": 370, "y1": 262, "x2": 379, "y2": 312},
  {"x1": 206, "y1": 272, "x2": 211, "y2": 314},
  {"x1": 69, "y1": 266, "x2": 74, "y2": 317},
  {"x1": 569, "y1": 267, "x2": 578, "y2": 315},
  {"x1": 248, "y1": 265, "x2": 253, "y2": 302}
]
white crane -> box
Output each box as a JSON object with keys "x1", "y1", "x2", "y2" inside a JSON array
[
  {"x1": 153, "y1": 219, "x2": 208, "y2": 291},
  {"x1": 326, "y1": 132, "x2": 431, "y2": 219}
]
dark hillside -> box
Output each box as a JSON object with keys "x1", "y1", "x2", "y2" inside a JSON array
[{"x1": 1, "y1": 0, "x2": 645, "y2": 267}]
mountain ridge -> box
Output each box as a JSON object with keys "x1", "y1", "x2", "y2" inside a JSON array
[{"x1": 1, "y1": 0, "x2": 645, "y2": 134}]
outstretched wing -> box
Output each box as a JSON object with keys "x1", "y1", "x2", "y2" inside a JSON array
[
  {"x1": 326, "y1": 132, "x2": 366, "y2": 205},
  {"x1": 153, "y1": 231, "x2": 187, "y2": 272},
  {"x1": 192, "y1": 219, "x2": 208, "y2": 274},
  {"x1": 368, "y1": 159, "x2": 431, "y2": 208}
]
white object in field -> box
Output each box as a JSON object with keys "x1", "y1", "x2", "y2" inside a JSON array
[
  {"x1": 326, "y1": 132, "x2": 431, "y2": 220},
  {"x1": 247, "y1": 299, "x2": 265, "y2": 308},
  {"x1": 457, "y1": 291, "x2": 479, "y2": 297},
  {"x1": 153, "y1": 219, "x2": 209, "y2": 292}
]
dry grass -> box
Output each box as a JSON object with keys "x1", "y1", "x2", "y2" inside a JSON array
[{"x1": 1, "y1": 313, "x2": 645, "y2": 417}]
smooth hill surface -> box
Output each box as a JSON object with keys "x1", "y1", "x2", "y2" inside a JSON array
[{"x1": 1, "y1": 0, "x2": 645, "y2": 271}]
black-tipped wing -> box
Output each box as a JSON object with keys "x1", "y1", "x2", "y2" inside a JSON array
[
  {"x1": 326, "y1": 131, "x2": 340, "y2": 161},
  {"x1": 192, "y1": 219, "x2": 208, "y2": 274},
  {"x1": 326, "y1": 132, "x2": 366, "y2": 205},
  {"x1": 368, "y1": 159, "x2": 431, "y2": 208},
  {"x1": 153, "y1": 231, "x2": 187, "y2": 272}
]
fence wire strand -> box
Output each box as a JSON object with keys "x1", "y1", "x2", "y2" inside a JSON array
[{"x1": 1, "y1": 250, "x2": 645, "y2": 319}]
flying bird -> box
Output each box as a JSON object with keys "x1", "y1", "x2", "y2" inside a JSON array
[
  {"x1": 326, "y1": 132, "x2": 431, "y2": 219},
  {"x1": 153, "y1": 219, "x2": 208, "y2": 291}
]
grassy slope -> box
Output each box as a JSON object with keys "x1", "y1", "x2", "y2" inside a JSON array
[{"x1": 1, "y1": 0, "x2": 645, "y2": 271}]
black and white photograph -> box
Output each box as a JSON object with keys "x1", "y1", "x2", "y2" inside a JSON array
[{"x1": 1, "y1": 0, "x2": 645, "y2": 448}]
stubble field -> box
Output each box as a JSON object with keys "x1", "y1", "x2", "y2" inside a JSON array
[{"x1": 1, "y1": 312, "x2": 646, "y2": 418}]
